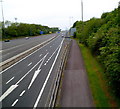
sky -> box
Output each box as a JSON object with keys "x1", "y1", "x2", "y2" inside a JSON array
[{"x1": 0, "y1": 0, "x2": 119, "y2": 30}]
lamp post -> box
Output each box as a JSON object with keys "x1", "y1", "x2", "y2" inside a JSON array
[
  {"x1": 81, "y1": 0, "x2": 83, "y2": 22},
  {"x1": 0, "y1": 0, "x2": 4, "y2": 26},
  {"x1": 0, "y1": 0, "x2": 5, "y2": 38}
]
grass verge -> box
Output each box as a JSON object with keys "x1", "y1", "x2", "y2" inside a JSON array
[{"x1": 77, "y1": 41, "x2": 119, "y2": 107}]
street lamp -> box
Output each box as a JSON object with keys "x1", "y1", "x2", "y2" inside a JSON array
[
  {"x1": 0, "y1": 0, "x2": 4, "y2": 26},
  {"x1": 0, "y1": 0, "x2": 5, "y2": 38},
  {"x1": 81, "y1": 0, "x2": 83, "y2": 22}
]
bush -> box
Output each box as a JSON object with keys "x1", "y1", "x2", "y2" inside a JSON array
[{"x1": 74, "y1": 7, "x2": 120, "y2": 97}]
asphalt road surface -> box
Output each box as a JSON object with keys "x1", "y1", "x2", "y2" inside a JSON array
[
  {"x1": 1, "y1": 33, "x2": 58, "y2": 62},
  {"x1": 0, "y1": 33, "x2": 67, "y2": 108}
]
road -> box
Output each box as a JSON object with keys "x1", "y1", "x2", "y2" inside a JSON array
[
  {"x1": 0, "y1": 33, "x2": 68, "y2": 108},
  {"x1": 0, "y1": 33, "x2": 58, "y2": 62}
]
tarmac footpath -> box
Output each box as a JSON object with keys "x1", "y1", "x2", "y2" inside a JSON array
[{"x1": 60, "y1": 39, "x2": 94, "y2": 107}]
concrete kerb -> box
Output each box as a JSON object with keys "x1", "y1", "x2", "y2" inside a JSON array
[{"x1": 0, "y1": 36, "x2": 57, "y2": 70}]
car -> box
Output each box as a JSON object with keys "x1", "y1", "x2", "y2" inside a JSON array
[
  {"x1": 25, "y1": 37, "x2": 29, "y2": 39},
  {"x1": 4, "y1": 39, "x2": 10, "y2": 42},
  {"x1": 61, "y1": 35, "x2": 64, "y2": 38}
]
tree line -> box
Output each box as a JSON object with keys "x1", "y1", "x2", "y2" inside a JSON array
[
  {"x1": 0, "y1": 21, "x2": 59, "y2": 39},
  {"x1": 73, "y1": 3, "x2": 120, "y2": 97}
]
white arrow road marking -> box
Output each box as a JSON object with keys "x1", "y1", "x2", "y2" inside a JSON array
[
  {"x1": 28, "y1": 69, "x2": 41, "y2": 89},
  {"x1": 34, "y1": 38, "x2": 64, "y2": 108},
  {"x1": 28, "y1": 53, "x2": 48, "y2": 89},
  {"x1": 0, "y1": 85, "x2": 18, "y2": 102},
  {"x1": 0, "y1": 53, "x2": 49, "y2": 102}
]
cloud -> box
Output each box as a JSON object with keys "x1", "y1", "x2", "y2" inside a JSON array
[{"x1": 1, "y1": 0, "x2": 119, "y2": 30}]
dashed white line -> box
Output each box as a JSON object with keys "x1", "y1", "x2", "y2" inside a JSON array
[
  {"x1": 0, "y1": 54, "x2": 48, "y2": 102},
  {"x1": 28, "y1": 62, "x2": 32, "y2": 66},
  {"x1": 0, "y1": 36, "x2": 58, "y2": 75},
  {"x1": 6, "y1": 77, "x2": 15, "y2": 84},
  {"x1": 44, "y1": 63, "x2": 47, "y2": 66},
  {"x1": 46, "y1": 49, "x2": 47, "y2": 51},
  {"x1": 11, "y1": 99, "x2": 18, "y2": 106},
  {"x1": 20, "y1": 90, "x2": 26, "y2": 97},
  {"x1": 28, "y1": 53, "x2": 48, "y2": 89},
  {"x1": 33, "y1": 38, "x2": 64, "y2": 108},
  {"x1": 39, "y1": 54, "x2": 42, "y2": 57}
]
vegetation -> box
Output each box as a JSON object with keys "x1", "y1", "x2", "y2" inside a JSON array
[
  {"x1": 0, "y1": 21, "x2": 60, "y2": 39},
  {"x1": 73, "y1": 3, "x2": 120, "y2": 100},
  {"x1": 77, "y1": 41, "x2": 120, "y2": 107}
]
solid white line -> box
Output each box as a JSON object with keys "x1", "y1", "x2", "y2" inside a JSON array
[
  {"x1": 28, "y1": 62, "x2": 32, "y2": 66},
  {"x1": 3, "y1": 43, "x2": 26, "y2": 52},
  {"x1": 0, "y1": 36, "x2": 59, "y2": 75},
  {"x1": 20, "y1": 90, "x2": 26, "y2": 97},
  {"x1": 38, "y1": 53, "x2": 48, "y2": 70},
  {"x1": 6, "y1": 77, "x2": 15, "y2": 84},
  {"x1": 46, "y1": 44, "x2": 60, "y2": 63},
  {"x1": 33, "y1": 38, "x2": 64, "y2": 108},
  {"x1": 16, "y1": 54, "x2": 48, "y2": 85},
  {"x1": 0, "y1": 53, "x2": 49, "y2": 102},
  {"x1": 0, "y1": 85, "x2": 18, "y2": 102},
  {"x1": 11, "y1": 99, "x2": 18, "y2": 106}
]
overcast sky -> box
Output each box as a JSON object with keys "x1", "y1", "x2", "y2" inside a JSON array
[{"x1": 0, "y1": 0, "x2": 119, "y2": 30}]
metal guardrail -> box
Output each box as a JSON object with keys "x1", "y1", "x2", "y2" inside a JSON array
[{"x1": 47, "y1": 39, "x2": 71, "y2": 108}]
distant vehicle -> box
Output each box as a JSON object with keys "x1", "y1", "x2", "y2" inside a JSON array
[
  {"x1": 61, "y1": 35, "x2": 64, "y2": 38},
  {"x1": 25, "y1": 37, "x2": 29, "y2": 39},
  {"x1": 4, "y1": 39, "x2": 10, "y2": 42}
]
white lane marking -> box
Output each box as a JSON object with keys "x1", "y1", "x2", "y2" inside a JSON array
[
  {"x1": 0, "y1": 85, "x2": 18, "y2": 102},
  {"x1": 46, "y1": 49, "x2": 47, "y2": 51},
  {"x1": 28, "y1": 53, "x2": 48, "y2": 89},
  {"x1": 3, "y1": 43, "x2": 26, "y2": 53},
  {"x1": 6, "y1": 77, "x2": 15, "y2": 84},
  {"x1": 50, "y1": 46, "x2": 52, "y2": 48},
  {"x1": 28, "y1": 62, "x2": 32, "y2": 66},
  {"x1": 11, "y1": 99, "x2": 18, "y2": 106},
  {"x1": 33, "y1": 38, "x2": 64, "y2": 108},
  {"x1": 44, "y1": 45, "x2": 60, "y2": 66},
  {"x1": 47, "y1": 44, "x2": 60, "y2": 62},
  {"x1": 0, "y1": 50, "x2": 3, "y2": 53},
  {"x1": 0, "y1": 36, "x2": 59, "y2": 75},
  {"x1": 0, "y1": 54, "x2": 49, "y2": 102},
  {"x1": 16, "y1": 53, "x2": 48, "y2": 85},
  {"x1": 39, "y1": 54, "x2": 42, "y2": 57},
  {"x1": 28, "y1": 69, "x2": 41, "y2": 89},
  {"x1": 20, "y1": 90, "x2": 26, "y2": 96}
]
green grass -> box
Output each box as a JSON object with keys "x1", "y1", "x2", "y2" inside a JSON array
[{"x1": 76, "y1": 41, "x2": 119, "y2": 107}]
